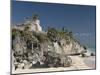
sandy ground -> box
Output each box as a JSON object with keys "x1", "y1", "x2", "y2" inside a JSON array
[
  {"x1": 70, "y1": 56, "x2": 95, "y2": 69},
  {"x1": 12, "y1": 56, "x2": 95, "y2": 74},
  {"x1": 83, "y1": 56, "x2": 95, "y2": 68}
]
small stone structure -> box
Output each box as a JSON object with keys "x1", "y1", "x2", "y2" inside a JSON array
[{"x1": 12, "y1": 15, "x2": 42, "y2": 32}]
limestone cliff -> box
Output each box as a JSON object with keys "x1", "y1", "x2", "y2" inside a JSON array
[{"x1": 11, "y1": 15, "x2": 87, "y2": 69}]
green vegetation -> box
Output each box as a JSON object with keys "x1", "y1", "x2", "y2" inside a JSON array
[
  {"x1": 12, "y1": 26, "x2": 75, "y2": 47},
  {"x1": 47, "y1": 27, "x2": 73, "y2": 44},
  {"x1": 32, "y1": 14, "x2": 39, "y2": 20}
]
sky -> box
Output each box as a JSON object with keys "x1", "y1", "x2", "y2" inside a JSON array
[{"x1": 11, "y1": 0, "x2": 96, "y2": 48}]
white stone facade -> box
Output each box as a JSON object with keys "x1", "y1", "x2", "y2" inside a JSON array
[
  {"x1": 12, "y1": 19, "x2": 42, "y2": 32},
  {"x1": 30, "y1": 19, "x2": 42, "y2": 32}
]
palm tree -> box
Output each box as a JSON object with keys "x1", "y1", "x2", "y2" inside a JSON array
[
  {"x1": 62, "y1": 27, "x2": 65, "y2": 32},
  {"x1": 32, "y1": 14, "x2": 39, "y2": 20}
]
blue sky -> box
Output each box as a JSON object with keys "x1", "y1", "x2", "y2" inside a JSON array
[{"x1": 11, "y1": 0, "x2": 96, "y2": 48}]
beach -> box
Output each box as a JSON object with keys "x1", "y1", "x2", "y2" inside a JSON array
[
  {"x1": 12, "y1": 55, "x2": 95, "y2": 74},
  {"x1": 71, "y1": 56, "x2": 95, "y2": 69}
]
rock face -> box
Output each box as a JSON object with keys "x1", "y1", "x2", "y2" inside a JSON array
[{"x1": 12, "y1": 15, "x2": 87, "y2": 70}]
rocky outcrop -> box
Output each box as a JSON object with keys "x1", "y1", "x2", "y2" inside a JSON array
[{"x1": 12, "y1": 15, "x2": 87, "y2": 70}]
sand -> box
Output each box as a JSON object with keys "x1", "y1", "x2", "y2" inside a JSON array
[{"x1": 12, "y1": 56, "x2": 95, "y2": 74}]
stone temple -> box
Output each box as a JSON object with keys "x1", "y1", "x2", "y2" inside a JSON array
[{"x1": 12, "y1": 15, "x2": 42, "y2": 32}]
